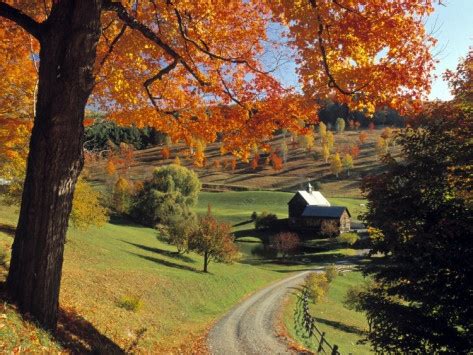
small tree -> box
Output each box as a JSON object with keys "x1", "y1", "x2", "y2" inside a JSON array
[
  {"x1": 305, "y1": 272, "x2": 329, "y2": 304},
  {"x1": 322, "y1": 144, "x2": 330, "y2": 163},
  {"x1": 131, "y1": 164, "x2": 201, "y2": 226},
  {"x1": 254, "y1": 211, "x2": 278, "y2": 230},
  {"x1": 375, "y1": 136, "x2": 388, "y2": 156},
  {"x1": 157, "y1": 215, "x2": 197, "y2": 254},
  {"x1": 359, "y1": 131, "x2": 368, "y2": 145},
  {"x1": 321, "y1": 219, "x2": 339, "y2": 237},
  {"x1": 281, "y1": 141, "x2": 288, "y2": 163},
  {"x1": 330, "y1": 153, "x2": 343, "y2": 178},
  {"x1": 270, "y1": 232, "x2": 300, "y2": 258},
  {"x1": 326, "y1": 131, "x2": 335, "y2": 150},
  {"x1": 189, "y1": 207, "x2": 239, "y2": 272},
  {"x1": 161, "y1": 146, "x2": 171, "y2": 160},
  {"x1": 112, "y1": 176, "x2": 133, "y2": 214},
  {"x1": 325, "y1": 265, "x2": 338, "y2": 283},
  {"x1": 337, "y1": 232, "x2": 359, "y2": 249},
  {"x1": 342, "y1": 153, "x2": 354, "y2": 176},
  {"x1": 70, "y1": 178, "x2": 108, "y2": 230},
  {"x1": 336, "y1": 117, "x2": 346, "y2": 133},
  {"x1": 318, "y1": 122, "x2": 327, "y2": 140}
]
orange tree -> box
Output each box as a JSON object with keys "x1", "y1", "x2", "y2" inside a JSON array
[{"x1": 0, "y1": 0, "x2": 435, "y2": 329}]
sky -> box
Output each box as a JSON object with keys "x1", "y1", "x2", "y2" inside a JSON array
[
  {"x1": 427, "y1": 0, "x2": 473, "y2": 100},
  {"x1": 269, "y1": 0, "x2": 473, "y2": 102}
]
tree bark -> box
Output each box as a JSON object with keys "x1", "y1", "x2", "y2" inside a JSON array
[
  {"x1": 204, "y1": 251, "x2": 209, "y2": 273},
  {"x1": 6, "y1": 1, "x2": 102, "y2": 330}
]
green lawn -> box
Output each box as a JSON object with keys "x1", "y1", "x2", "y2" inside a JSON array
[
  {"x1": 194, "y1": 191, "x2": 366, "y2": 228},
  {"x1": 0, "y1": 190, "x2": 368, "y2": 352},
  {"x1": 284, "y1": 271, "x2": 372, "y2": 354},
  {"x1": 0, "y1": 204, "x2": 283, "y2": 352}
]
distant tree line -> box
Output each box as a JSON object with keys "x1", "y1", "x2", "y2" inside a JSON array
[
  {"x1": 317, "y1": 101, "x2": 406, "y2": 129},
  {"x1": 84, "y1": 117, "x2": 168, "y2": 151}
]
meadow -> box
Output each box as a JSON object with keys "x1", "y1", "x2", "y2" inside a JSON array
[{"x1": 0, "y1": 190, "x2": 369, "y2": 352}]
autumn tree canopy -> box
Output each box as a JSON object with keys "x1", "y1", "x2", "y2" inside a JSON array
[{"x1": 0, "y1": 0, "x2": 438, "y2": 330}]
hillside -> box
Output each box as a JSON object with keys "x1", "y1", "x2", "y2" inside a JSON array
[
  {"x1": 0, "y1": 191, "x2": 369, "y2": 353},
  {"x1": 87, "y1": 128, "x2": 399, "y2": 198}
]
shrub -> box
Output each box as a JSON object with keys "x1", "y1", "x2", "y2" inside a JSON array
[
  {"x1": 112, "y1": 177, "x2": 133, "y2": 214},
  {"x1": 117, "y1": 295, "x2": 143, "y2": 312},
  {"x1": 254, "y1": 211, "x2": 278, "y2": 230},
  {"x1": 131, "y1": 164, "x2": 201, "y2": 227},
  {"x1": 325, "y1": 264, "x2": 338, "y2": 283},
  {"x1": 305, "y1": 272, "x2": 329, "y2": 304},
  {"x1": 70, "y1": 178, "x2": 108, "y2": 230},
  {"x1": 337, "y1": 232, "x2": 359, "y2": 248},
  {"x1": 320, "y1": 220, "x2": 339, "y2": 237},
  {"x1": 156, "y1": 215, "x2": 197, "y2": 253},
  {"x1": 270, "y1": 232, "x2": 300, "y2": 258},
  {"x1": 0, "y1": 246, "x2": 7, "y2": 267}
]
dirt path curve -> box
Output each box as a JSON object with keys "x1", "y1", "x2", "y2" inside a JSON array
[{"x1": 207, "y1": 269, "x2": 322, "y2": 355}]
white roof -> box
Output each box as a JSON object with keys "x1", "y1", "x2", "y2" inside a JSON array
[{"x1": 297, "y1": 190, "x2": 331, "y2": 206}]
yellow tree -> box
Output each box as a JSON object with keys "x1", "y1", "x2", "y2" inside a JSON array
[
  {"x1": 322, "y1": 144, "x2": 330, "y2": 163},
  {"x1": 0, "y1": 0, "x2": 437, "y2": 329},
  {"x1": 330, "y1": 153, "x2": 343, "y2": 178},
  {"x1": 342, "y1": 153, "x2": 354, "y2": 177}
]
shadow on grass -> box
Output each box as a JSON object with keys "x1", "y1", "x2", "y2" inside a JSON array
[
  {"x1": 108, "y1": 214, "x2": 144, "y2": 228},
  {"x1": 56, "y1": 307, "x2": 126, "y2": 354},
  {"x1": 0, "y1": 223, "x2": 15, "y2": 238},
  {"x1": 314, "y1": 316, "x2": 365, "y2": 336},
  {"x1": 232, "y1": 219, "x2": 253, "y2": 228},
  {"x1": 122, "y1": 240, "x2": 194, "y2": 263},
  {"x1": 0, "y1": 282, "x2": 125, "y2": 354},
  {"x1": 127, "y1": 252, "x2": 199, "y2": 273}
]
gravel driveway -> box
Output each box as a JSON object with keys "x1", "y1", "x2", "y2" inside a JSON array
[{"x1": 207, "y1": 270, "x2": 320, "y2": 355}]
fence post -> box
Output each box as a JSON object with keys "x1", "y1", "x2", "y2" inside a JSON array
[
  {"x1": 317, "y1": 331, "x2": 326, "y2": 353},
  {"x1": 332, "y1": 344, "x2": 339, "y2": 355}
]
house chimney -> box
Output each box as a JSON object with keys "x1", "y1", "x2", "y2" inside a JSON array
[{"x1": 307, "y1": 182, "x2": 313, "y2": 194}]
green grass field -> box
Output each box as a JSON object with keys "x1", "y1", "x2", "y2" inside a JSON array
[
  {"x1": 284, "y1": 271, "x2": 372, "y2": 354},
  {"x1": 0, "y1": 190, "x2": 368, "y2": 352}
]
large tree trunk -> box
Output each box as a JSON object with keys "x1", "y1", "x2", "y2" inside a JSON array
[{"x1": 7, "y1": 1, "x2": 102, "y2": 330}]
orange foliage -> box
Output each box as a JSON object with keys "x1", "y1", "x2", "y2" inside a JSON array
[
  {"x1": 1, "y1": 0, "x2": 437, "y2": 165},
  {"x1": 270, "y1": 152, "x2": 284, "y2": 171},
  {"x1": 250, "y1": 154, "x2": 259, "y2": 170},
  {"x1": 350, "y1": 145, "x2": 361, "y2": 159},
  {"x1": 161, "y1": 146, "x2": 171, "y2": 160},
  {"x1": 359, "y1": 131, "x2": 368, "y2": 145}
]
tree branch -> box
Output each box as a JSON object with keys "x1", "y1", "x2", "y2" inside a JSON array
[
  {"x1": 309, "y1": 0, "x2": 368, "y2": 95},
  {"x1": 99, "y1": 24, "x2": 127, "y2": 68},
  {"x1": 143, "y1": 59, "x2": 178, "y2": 114},
  {"x1": 103, "y1": 0, "x2": 208, "y2": 86},
  {"x1": 0, "y1": 3, "x2": 42, "y2": 40}
]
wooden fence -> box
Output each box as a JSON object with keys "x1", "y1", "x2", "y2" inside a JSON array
[{"x1": 295, "y1": 288, "x2": 340, "y2": 355}]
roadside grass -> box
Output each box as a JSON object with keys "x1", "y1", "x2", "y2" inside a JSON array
[{"x1": 284, "y1": 271, "x2": 372, "y2": 354}]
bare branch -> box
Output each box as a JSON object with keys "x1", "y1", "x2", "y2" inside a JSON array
[
  {"x1": 0, "y1": 3, "x2": 42, "y2": 40},
  {"x1": 99, "y1": 24, "x2": 127, "y2": 68},
  {"x1": 143, "y1": 59, "x2": 178, "y2": 113},
  {"x1": 103, "y1": 0, "x2": 208, "y2": 86}
]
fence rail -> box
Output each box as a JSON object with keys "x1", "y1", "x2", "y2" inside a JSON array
[{"x1": 295, "y1": 288, "x2": 340, "y2": 355}]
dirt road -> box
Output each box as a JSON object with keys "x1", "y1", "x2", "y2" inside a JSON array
[{"x1": 207, "y1": 270, "x2": 319, "y2": 355}]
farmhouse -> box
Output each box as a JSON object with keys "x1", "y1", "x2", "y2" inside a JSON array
[{"x1": 288, "y1": 183, "x2": 350, "y2": 234}]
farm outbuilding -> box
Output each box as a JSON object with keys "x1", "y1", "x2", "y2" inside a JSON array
[{"x1": 288, "y1": 184, "x2": 351, "y2": 235}]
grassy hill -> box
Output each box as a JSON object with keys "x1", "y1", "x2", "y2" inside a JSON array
[
  {"x1": 0, "y1": 190, "x2": 370, "y2": 353},
  {"x1": 87, "y1": 128, "x2": 398, "y2": 198}
]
